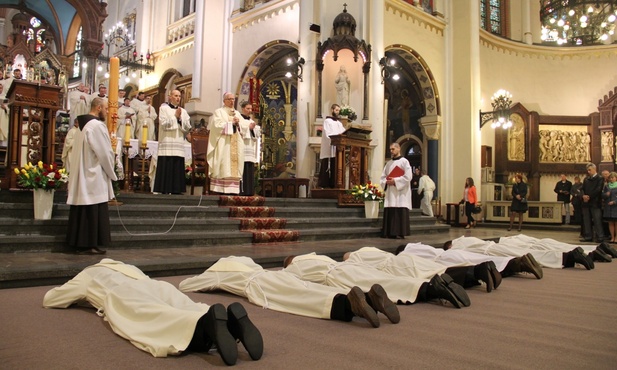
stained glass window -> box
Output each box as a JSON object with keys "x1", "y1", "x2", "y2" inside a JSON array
[
  {"x1": 480, "y1": 0, "x2": 507, "y2": 37},
  {"x1": 73, "y1": 27, "x2": 82, "y2": 78},
  {"x1": 26, "y1": 17, "x2": 45, "y2": 53}
]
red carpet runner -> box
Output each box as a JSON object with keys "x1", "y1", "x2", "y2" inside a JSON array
[{"x1": 220, "y1": 195, "x2": 300, "y2": 243}]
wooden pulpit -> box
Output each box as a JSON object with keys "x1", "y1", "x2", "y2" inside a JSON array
[
  {"x1": 3, "y1": 80, "x2": 62, "y2": 189},
  {"x1": 313, "y1": 124, "x2": 372, "y2": 200}
]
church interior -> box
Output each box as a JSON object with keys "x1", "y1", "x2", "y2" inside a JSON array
[{"x1": 0, "y1": 0, "x2": 616, "y2": 368}]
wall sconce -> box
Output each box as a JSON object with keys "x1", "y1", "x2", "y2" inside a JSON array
[
  {"x1": 379, "y1": 56, "x2": 400, "y2": 84},
  {"x1": 479, "y1": 89, "x2": 513, "y2": 129},
  {"x1": 285, "y1": 57, "x2": 305, "y2": 81}
]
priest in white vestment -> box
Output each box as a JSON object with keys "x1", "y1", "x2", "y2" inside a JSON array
[
  {"x1": 116, "y1": 98, "x2": 136, "y2": 140},
  {"x1": 180, "y1": 256, "x2": 398, "y2": 327},
  {"x1": 238, "y1": 101, "x2": 260, "y2": 195},
  {"x1": 207, "y1": 92, "x2": 245, "y2": 194},
  {"x1": 380, "y1": 143, "x2": 412, "y2": 238},
  {"x1": 61, "y1": 119, "x2": 79, "y2": 173},
  {"x1": 153, "y1": 90, "x2": 191, "y2": 194},
  {"x1": 66, "y1": 98, "x2": 117, "y2": 254},
  {"x1": 0, "y1": 84, "x2": 9, "y2": 145},
  {"x1": 43, "y1": 258, "x2": 263, "y2": 365},
  {"x1": 68, "y1": 83, "x2": 91, "y2": 129},
  {"x1": 318, "y1": 104, "x2": 346, "y2": 188},
  {"x1": 135, "y1": 96, "x2": 158, "y2": 141}
]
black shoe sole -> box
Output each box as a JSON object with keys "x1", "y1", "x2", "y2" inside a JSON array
[
  {"x1": 475, "y1": 263, "x2": 494, "y2": 293},
  {"x1": 348, "y1": 286, "x2": 380, "y2": 328},
  {"x1": 487, "y1": 261, "x2": 502, "y2": 290},
  {"x1": 367, "y1": 284, "x2": 400, "y2": 324},
  {"x1": 205, "y1": 304, "x2": 238, "y2": 366},
  {"x1": 521, "y1": 254, "x2": 543, "y2": 279},
  {"x1": 441, "y1": 274, "x2": 471, "y2": 307},
  {"x1": 598, "y1": 243, "x2": 617, "y2": 258},
  {"x1": 227, "y1": 302, "x2": 264, "y2": 361},
  {"x1": 590, "y1": 250, "x2": 612, "y2": 263}
]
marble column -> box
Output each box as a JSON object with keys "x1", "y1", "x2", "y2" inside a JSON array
[
  {"x1": 296, "y1": 0, "x2": 317, "y2": 179},
  {"x1": 368, "y1": 0, "x2": 385, "y2": 184},
  {"x1": 420, "y1": 116, "x2": 442, "y2": 197}
]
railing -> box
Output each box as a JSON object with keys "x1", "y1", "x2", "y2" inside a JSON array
[{"x1": 166, "y1": 13, "x2": 196, "y2": 45}]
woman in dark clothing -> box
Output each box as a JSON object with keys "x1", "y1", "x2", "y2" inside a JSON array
[{"x1": 509, "y1": 174, "x2": 528, "y2": 232}]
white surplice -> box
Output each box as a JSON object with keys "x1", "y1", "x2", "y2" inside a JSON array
[{"x1": 402, "y1": 242, "x2": 514, "y2": 272}]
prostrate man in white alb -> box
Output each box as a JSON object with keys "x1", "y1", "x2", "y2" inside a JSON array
[
  {"x1": 380, "y1": 143, "x2": 412, "y2": 239},
  {"x1": 417, "y1": 169, "x2": 436, "y2": 217},
  {"x1": 344, "y1": 246, "x2": 504, "y2": 293},
  {"x1": 284, "y1": 252, "x2": 471, "y2": 309},
  {"x1": 207, "y1": 92, "x2": 245, "y2": 194},
  {"x1": 43, "y1": 258, "x2": 263, "y2": 366},
  {"x1": 179, "y1": 256, "x2": 397, "y2": 328}
]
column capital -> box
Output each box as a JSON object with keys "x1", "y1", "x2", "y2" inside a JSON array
[{"x1": 419, "y1": 115, "x2": 442, "y2": 140}]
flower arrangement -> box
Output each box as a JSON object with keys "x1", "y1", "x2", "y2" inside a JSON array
[
  {"x1": 185, "y1": 164, "x2": 207, "y2": 184},
  {"x1": 14, "y1": 161, "x2": 68, "y2": 190},
  {"x1": 349, "y1": 181, "x2": 384, "y2": 202},
  {"x1": 339, "y1": 105, "x2": 357, "y2": 122}
]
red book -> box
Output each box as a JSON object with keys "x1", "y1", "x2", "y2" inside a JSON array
[{"x1": 387, "y1": 166, "x2": 405, "y2": 179}]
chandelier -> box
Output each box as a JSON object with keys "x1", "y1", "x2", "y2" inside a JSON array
[
  {"x1": 540, "y1": 0, "x2": 617, "y2": 45},
  {"x1": 97, "y1": 22, "x2": 154, "y2": 79},
  {"x1": 479, "y1": 90, "x2": 513, "y2": 130}
]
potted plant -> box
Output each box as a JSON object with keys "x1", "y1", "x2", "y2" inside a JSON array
[
  {"x1": 14, "y1": 161, "x2": 68, "y2": 219},
  {"x1": 348, "y1": 181, "x2": 384, "y2": 218},
  {"x1": 339, "y1": 105, "x2": 357, "y2": 122}
]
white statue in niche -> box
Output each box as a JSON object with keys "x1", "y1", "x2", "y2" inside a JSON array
[
  {"x1": 602, "y1": 131, "x2": 613, "y2": 162},
  {"x1": 334, "y1": 65, "x2": 350, "y2": 106}
]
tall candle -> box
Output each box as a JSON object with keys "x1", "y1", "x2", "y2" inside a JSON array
[
  {"x1": 108, "y1": 57, "x2": 120, "y2": 140},
  {"x1": 141, "y1": 123, "x2": 148, "y2": 146},
  {"x1": 124, "y1": 118, "x2": 131, "y2": 145}
]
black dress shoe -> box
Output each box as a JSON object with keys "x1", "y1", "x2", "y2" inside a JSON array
[
  {"x1": 570, "y1": 247, "x2": 593, "y2": 270},
  {"x1": 598, "y1": 242, "x2": 617, "y2": 258},
  {"x1": 367, "y1": 284, "x2": 400, "y2": 324},
  {"x1": 520, "y1": 254, "x2": 543, "y2": 279},
  {"x1": 486, "y1": 261, "x2": 502, "y2": 289},
  {"x1": 347, "y1": 286, "x2": 380, "y2": 328},
  {"x1": 203, "y1": 304, "x2": 238, "y2": 366},
  {"x1": 427, "y1": 274, "x2": 471, "y2": 308},
  {"x1": 473, "y1": 262, "x2": 494, "y2": 293},
  {"x1": 589, "y1": 250, "x2": 612, "y2": 263},
  {"x1": 227, "y1": 302, "x2": 263, "y2": 361},
  {"x1": 579, "y1": 238, "x2": 593, "y2": 242},
  {"x1": 441, "y1": 274, "x2": 471, "y2": 307}
]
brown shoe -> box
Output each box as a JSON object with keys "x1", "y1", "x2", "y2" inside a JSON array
[
  {"x1": 367, "y1": 284, "x2": 400, "y2": 324},
  {"x1": 521, "y1": 254, "x2": 543, "y2": 279},
  {"x1": 347, "y1": 286, "x2": 380, "y2": 328}
]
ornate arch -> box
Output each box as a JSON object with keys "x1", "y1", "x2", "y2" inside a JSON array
[{"x1": 235, "y1": 40, "x2": 298, "y2": 108}]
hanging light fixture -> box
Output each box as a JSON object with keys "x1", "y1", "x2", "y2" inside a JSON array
[
  {"x1": 540, "y1": 0, "x2": 617, "y2": 45},
  {"x1": 480, "y1": 90, "x2": 513, "y2": 130}
]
